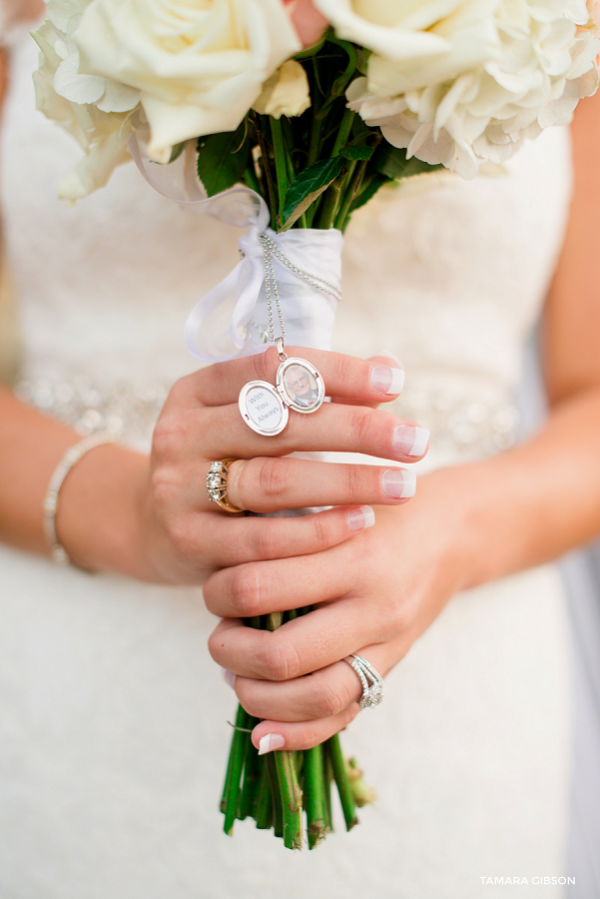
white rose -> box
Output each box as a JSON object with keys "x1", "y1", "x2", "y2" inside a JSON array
[
  {"x1": 31, "y1": 0, "x2": 141, "y2": 199},
  {"x1": 253, "y1": 60, "x2": 311, "y2": 118},
  {"x1": 313, "y1": 0, "x2": 498, "y2": 64},
  {"x1": 341, "y1": 0, "x2": 599, "y2": 178},
  {"x1": 73, "y1": 0, "x2": 302, "y2": 163}
]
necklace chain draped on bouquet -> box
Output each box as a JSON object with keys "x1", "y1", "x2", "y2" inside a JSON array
[{"x1": 32, "y1": 0, "x2": 599, "y2": 851}]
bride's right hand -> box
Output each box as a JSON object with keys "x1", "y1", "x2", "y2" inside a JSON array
[{"x1": 131, "y1": 347, "x2": 427, "y2": 585}]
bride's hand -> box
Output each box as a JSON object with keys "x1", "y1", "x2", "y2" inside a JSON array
[
  {"x1": 135, "y1": 347, "x2": 428, "y2": 583},
  {"x1": 205, "y1": 468, "x2": 470, "y2": 751}
]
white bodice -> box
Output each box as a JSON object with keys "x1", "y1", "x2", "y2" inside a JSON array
[{"x1": 1, "y1": 30, "x2": 572, "y2": 462}]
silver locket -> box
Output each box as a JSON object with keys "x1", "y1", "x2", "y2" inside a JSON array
[{"x1": 238, "y1": 356, "x2": 325, "y2": 437}]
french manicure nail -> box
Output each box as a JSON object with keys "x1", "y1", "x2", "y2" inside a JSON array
[
  {"x1": 371, "y1": 365, "x2": 405, "y2": 396},
  {"x1": 220, "y1": 668, "x2": 237, "y2": 690},
  {"x1": 258, "y1": 733, "x2": 285, "y2": 755},
  {"x1": 393, "y1": 425, "x2": 430, "y2": 457},
  {"x1": 382, "y1": 469, "x2": 417, "y2": 499},
  {"x1": 347, "y1": 505, "x2": 376, "y2": 531}
]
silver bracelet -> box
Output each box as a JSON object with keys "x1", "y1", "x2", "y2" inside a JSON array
[{"x1": 42, "y1": 432, "x2": 119, "y2": 565}]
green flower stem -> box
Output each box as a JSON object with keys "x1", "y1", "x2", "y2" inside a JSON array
[
  {"x1": 304, "y1": 744, "x2": 327, "y2": 849},
  {"x1": 307, "y1": 113, "x2": 322, "y2": 167},
  {"x1": 327, "y1": 732, "x2": 359, "y2": 831},
  {"x1": 274, "y1": 750, "x2": 303, "y2": 850},
  {"x1": 252, "y1": 113, "x2": 277, "y2": 229},
  {"x1": 334, "y1": 158, "x2": 366, "y2": 231},
  {"x1": 316, "y1": 168, "x2": 346, "y2": 230},
  {"x1": 323, "y1": 744, "x2": 334, "y2": 833},
  {"x1": 267, "y1": 611, "x2": 283, "y2": 631},
  {"x1": 304, "y1": 197, "x2": 320, "y2": 228},
  {"x1": 270, "y1": 117, "x2": 289, "y2": 226},
  {"x1": 222, "y1": 704, "x2": 251, "y2": 835},
  {"x1": 283, "y1": 149, "x2": 309, "y2": 227},
  {"x1": 331, "y1": 108, "x2": 355, "y2": 157},
  {"x1": 265, "y1": 753, "x2": 284, "y2": 838},
  {"x1": 239, "y1": 726, "x2": 261, "y2": 820},
  {"x1": 254, "y1": 756, "x2": 273, "y2": 829}
]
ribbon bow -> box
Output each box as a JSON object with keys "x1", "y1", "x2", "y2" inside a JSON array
[{"x1": 129, "y1": 134, "x2": 343, "y2": 363}]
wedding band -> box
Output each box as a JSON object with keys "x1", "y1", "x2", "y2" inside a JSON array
[
  {"x1": 206, "y1": 459, "x2": 243, "y2": 513},
  {"x1": 345, "y1": 654, "x2": 384, "y2": 710}
]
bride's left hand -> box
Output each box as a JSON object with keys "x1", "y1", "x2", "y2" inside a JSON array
[{"x1": 205, "y1": 467, "x2": 472, "y2": 751}]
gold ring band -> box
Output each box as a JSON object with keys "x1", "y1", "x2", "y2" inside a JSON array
[{"x1": 206, "y1": 458, "x2": 243, "y2": 514}]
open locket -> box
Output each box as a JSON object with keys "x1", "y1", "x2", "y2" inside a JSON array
[{"x1": 238, "y1": 357, "x2": 325, "y2": 436}]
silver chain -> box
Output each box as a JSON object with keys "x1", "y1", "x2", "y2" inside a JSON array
[
  {"x1": 247, "y1": 233, "x2": 342, "y2": 361},
  {"x1": 260, "y1": 234, "x2": 342, "y2": 304},
  {"x1": 259, "y1": 233, "x2": 287, "y2": 357}
]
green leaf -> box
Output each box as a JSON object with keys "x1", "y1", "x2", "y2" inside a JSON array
[
  {"x1": 373, "y1": 143, "x2": 443, "y2": 180},
  {"x1": 197, "y1": 123, "x2": 250, "y2": 197},
  {"x1": 281, "y1": 157, "x2": 344, "y2": 227},
  {"x1": 340, "y1": 145, "x2": 374, "y2": 161}
]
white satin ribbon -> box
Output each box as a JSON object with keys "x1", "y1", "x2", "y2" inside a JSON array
[{"x1": 128, "y1": 133, "x2": 344, "y2": 363}]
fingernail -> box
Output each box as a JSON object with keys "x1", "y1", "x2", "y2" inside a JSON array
[
  {"x1": 377, "y1": 349, "x2": 403, "y2": 367},
  {"x1": 220, "y1": 668, "x2": 237, "y2": 690},
  {"x1": 371, "y1": 365, "x2": 405, "y2": 396},
  {"x1": 347, "y1": 505, "x2": 376, "y2": 531},
  {"x1": 393, "y1": 425, "x2": 430, "y2": 457},
  {"x1": 258, "y1": 733, "x2": 285, "y2": 755},
  {"x1": 382, "y1": 469, "x2": 416, "y2": 499}
]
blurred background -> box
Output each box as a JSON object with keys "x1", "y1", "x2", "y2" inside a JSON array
[{"x1": 0, "y1": 18, "x2": 598, "y2": 895}]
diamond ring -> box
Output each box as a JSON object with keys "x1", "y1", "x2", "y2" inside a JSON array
[
  {"x1": 206, "y1": 459, "x2": 243, "y2": 514},
  {"x1": 345, "y1": 654, "x2": 384, "y2": 710}
]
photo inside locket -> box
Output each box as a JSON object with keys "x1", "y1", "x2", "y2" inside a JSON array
[{"x1": 283, "y1": 364, "x2": 319, "y2": 408}]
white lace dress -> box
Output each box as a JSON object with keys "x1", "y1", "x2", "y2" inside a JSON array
[{"x1": 0, "y1": 29, "x2": 573, "y2": 899}]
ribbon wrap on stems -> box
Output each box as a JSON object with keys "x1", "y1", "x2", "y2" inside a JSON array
[{"x1": 129, "y1": 134, "x2": 344, "y2": 362}]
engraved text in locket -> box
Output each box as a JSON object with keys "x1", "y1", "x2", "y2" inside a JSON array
[{"x1": 238, "y1": 381, "x2": 289, "y2": 436}]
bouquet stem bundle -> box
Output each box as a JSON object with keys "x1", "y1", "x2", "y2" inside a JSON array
[{"x1": 221, "y1": 612, "x2": 368, "y2": 850}]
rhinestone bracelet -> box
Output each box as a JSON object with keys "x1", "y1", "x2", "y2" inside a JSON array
[{"x1": 42, "y1": 432, "x2": 119, "y2": 566}]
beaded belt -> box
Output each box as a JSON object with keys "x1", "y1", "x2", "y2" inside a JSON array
[
  {"x1": 397, "y1": 387, "x2": 518, "y2": 456},
  {"x1": 14, "y1": 376, "x2": 169, "y2": 446},
  {"x1": 15, "y1": 375, "x2": 519, "y2": 456}
]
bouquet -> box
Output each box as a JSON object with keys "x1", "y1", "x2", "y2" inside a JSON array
[{"x1": 32, "y1": 0, "x2": 599, "y2": 851}]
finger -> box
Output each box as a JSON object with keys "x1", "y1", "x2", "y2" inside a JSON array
[
  {"x1": 228, "y1": 643, "x2": 391, "y2": 723},
  {"x1": 208, "y1": 600, "x2": 376, "y2": 679},
  {"x1": 197, "y1": 401, "x2": 429, "y2": 464},
  {"x1": 250, "y1": 705, "x2": 361, "y2": 754},
  {"x1": 200, "y1": 457, "x2": 416, "y2": 513},
  {"x1": 184, "y1": 346, "x2": 405, "y2": 407},
  {"x1": 202, "y1": 505, "x2": 376, "y2": 568},
  {"x1": 231, "y1": 660, "x2": 362, "y2": 722},
  {"x1": 330, "y1": 350, "x2": 404, "y2": 409},
  {"x1": 203, "y1": 547, "x2": 358, "y2": 619},
  {"x1": 160, "y1": 506, "x2": 375, "y2": 574}
]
